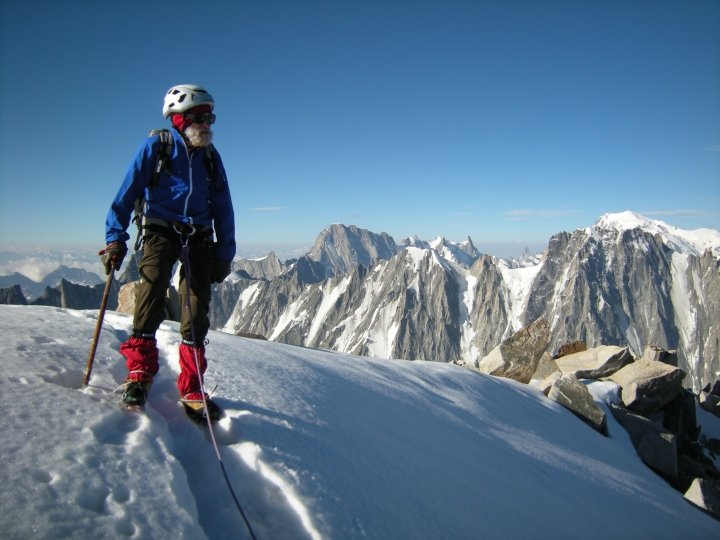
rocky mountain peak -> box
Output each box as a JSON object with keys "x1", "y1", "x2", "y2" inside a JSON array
[{"x1": 307, "y1": 224, "x2": 398, "y2": 278}]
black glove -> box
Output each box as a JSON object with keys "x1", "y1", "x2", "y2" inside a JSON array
[
  {"x1": 99, "y1": 241, "x2": 127, "y2": 274},
  {"x1": 211, "y1": 259, "x2": 232, "y2": 283}
]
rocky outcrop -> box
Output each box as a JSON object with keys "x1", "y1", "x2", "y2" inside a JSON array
[
  {"x1": 31, "y1": 279, "x2": 119, "y2": 311},
  {"x1": 554, "y1": 345, "x2": 633, "y2": 380},
  {"x1": 473, "y1": 329, "x2": 719, "y2": 516},
  {"x1": 476, "y1": 318, "x2": 549, "y2": 383},
  {"x1": 117, "y1": 281, "x2": 180, "y2": 322},
  {"x1": 699, "y1": 382, "x2": 720, "y2": 418},
  {"x1": 548, "y1": 375, "x2": 608, "y2": 435},
  {"x1": 506, "y1": 338, "x2": 720, "y2": 519},
  {"x1": 0, "y1": 284, "x2": 28, "y2": 305},
  {"x1": 610, "y1": 403, "x2": 678, "y2": 477},
  {"x1": 609, "y1": 359, "x2": 686, "y2": 417},
  {"x1": 554, "y1": 340, "x2": 587, "y2": 358},
  {"x1": 684, "y1": 478, "x2": 720, "y2": 517}
]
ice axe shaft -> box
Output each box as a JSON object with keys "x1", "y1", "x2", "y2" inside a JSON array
[{"x1": 82, "y1": 265, "x2": 114, "y2": 387}]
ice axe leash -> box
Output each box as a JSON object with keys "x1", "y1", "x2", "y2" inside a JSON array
[
  {"x1": 82, "y1": 263, "x2": 115, "y2": 387},
  {"x1": 178, "y1": 230, "x2": 258, "y2": 540}
]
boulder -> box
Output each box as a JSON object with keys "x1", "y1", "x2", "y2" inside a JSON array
[
  {"x1": 531, "y1": 352, "x2": 559, "y2": 381},
  {"x1": 609, "y1": 359, "x2": 686, "y2": 417},
  {"x1": 536, "y1": 370, "x2": 562, "y2": 396},
  {"x1": 684, "y1": 478, "x2": 720, "y2": 519},
  {"x1": 642, "y1": 345, "x2": 678, "y2": 367},
  {"x1": 117, "y1": 281, "x2": 140, "y2": 315},
  {"x1": 707, "y1": 381, "x2": 720, "y2": 396},
  {"x1": 553, "y1": 340, "x2": 587, "y2": 359},
  {"x1": 610, "y1": 403, "x2": 678, "y2": 478},
  {"x1": 554, "y1": 345, "x2": 633, "y2": 380},
  {"x1": 477, "y1": 318, "x2": 549, "y2": 383},
  {"x1": 548, "y1": 375, "x2": 607, "y2": 435},
  {"x1": 117, "y1": 281, "x2": 181, "y2": 322},
  {"x1": 699, "y1": 391, "x2": 720, "y2": 419}
]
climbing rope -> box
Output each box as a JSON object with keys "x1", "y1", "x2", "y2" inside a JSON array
[{"x1": 178, "y1": 231, "x2": 258, "y2": 540}]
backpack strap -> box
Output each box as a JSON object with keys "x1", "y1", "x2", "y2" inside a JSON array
[
  {"x1": 148, "y1": 129, "x2": 174, "y2": 188},
  {"x1": 133, "y1": 129, "x2": 174, "y2": 251},
  {"x1": 203, "y1": 144, "x2": 219, "y2": 188}
]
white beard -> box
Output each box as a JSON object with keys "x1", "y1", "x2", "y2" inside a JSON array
[{"x1": 185, "y1": 124, "x2": 213, "y2": 147}]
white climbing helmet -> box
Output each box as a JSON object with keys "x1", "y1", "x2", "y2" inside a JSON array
[{"x1": 162, "y1": 84, "x2": 214, "y2": 118}]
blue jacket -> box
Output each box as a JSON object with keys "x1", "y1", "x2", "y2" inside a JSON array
[{"x1": 105, "y1": 128, "x2": 236, "y2": 261}]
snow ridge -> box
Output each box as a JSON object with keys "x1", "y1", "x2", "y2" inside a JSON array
[
  {"x1": 594, "y1": 211, "x2": 720, "y2": 256},
  {"x1": 2, "y1": 305, "x2": 719, "y2": 539}
]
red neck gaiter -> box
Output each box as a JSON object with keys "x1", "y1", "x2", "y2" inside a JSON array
[{"x1": 170, "y1": 104, "x2": 213, "y2": 133}]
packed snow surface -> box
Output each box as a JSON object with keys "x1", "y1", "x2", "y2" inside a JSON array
[{"x1": 1, "y1": 305, "x2": 718, "y2": 539}]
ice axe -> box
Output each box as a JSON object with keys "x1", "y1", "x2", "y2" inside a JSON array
[{"x1": 82, "y1": 263, "x2": 114, "y2": 387}]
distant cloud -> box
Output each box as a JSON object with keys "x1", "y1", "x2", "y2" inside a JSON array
[
  {"x1": 251, "y1": 206, "x2": 285, "y2": 212},
  {"x1": 705, "y1": 144, "x2": 720, "y2": 152},
  {"x1": 504, "y1": 209, "x2": 576, "y2": 220}
]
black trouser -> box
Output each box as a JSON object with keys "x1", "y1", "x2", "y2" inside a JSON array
[{"x1": 133, "y1": 231, "x2": 213, "y2": 345}]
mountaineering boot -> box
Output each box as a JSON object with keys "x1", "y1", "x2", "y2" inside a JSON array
[
  {"x1": 118, "y1": 335, "x2": 158, "y2": 411},
  {"x1": 181, "y1": 392, "x2": 222, "y2": 422},
  {"x1": 121, "y1": 380, "x2": 152, "y2": 408}
]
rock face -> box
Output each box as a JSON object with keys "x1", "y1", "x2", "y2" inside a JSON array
[
  {"x1": 521, "y1": 214, "x2": 720, "y2": 392},
  {"x1": 307, "y1": 224, "x2": 399, "y2": 278},
  {"x1": 233, "y1": 252, "x2": 284, "y2": 280}
]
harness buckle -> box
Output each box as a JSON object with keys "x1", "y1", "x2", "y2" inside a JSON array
[{"x1": 173, "y1": 223, "x2": 197, "y2": 237}]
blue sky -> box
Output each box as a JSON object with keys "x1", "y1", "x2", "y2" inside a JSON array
[{"x1": 1, "y1": 0, "x2": 718, "y2": 258}]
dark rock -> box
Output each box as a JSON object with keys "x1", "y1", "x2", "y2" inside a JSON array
[
  {"x1": 548, "y1": 375, "x2": 608, "y2": 435},
  {"x1": 610, "y1": 403, "x2": 678, "y2": 478}
]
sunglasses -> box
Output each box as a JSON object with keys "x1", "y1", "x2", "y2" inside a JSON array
[{"x1": 184, "y1": 112, "x2": 216, "y2": 125}]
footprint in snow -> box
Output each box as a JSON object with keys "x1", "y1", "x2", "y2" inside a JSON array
[{"x1": 86, "y1": 409, "x2": 143, "y2": 446}]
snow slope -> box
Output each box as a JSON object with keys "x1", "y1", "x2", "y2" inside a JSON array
[{"x1": 1, "y1": 305, "x2": 718, "y2": 539}]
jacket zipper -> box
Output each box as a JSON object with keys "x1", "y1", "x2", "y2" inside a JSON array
[{"x1": 183, "y1": 144, "x2": 194, "y2": 224}]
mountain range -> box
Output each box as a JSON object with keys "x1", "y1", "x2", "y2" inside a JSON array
[
  {"x1": 218, "y1": 213, "x2": 720, "y2": 392},
  {"x1": 2, "y1": 212, "x2": 718, "y2": 391}
]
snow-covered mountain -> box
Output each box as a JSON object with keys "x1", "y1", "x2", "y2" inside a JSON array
[
  {"x1": 3, "y1": 212, "x2": 719, "y2": 391},
  {"x1": 2, "y1": 305, "x2": 718, "y2": 539},
  {"x1": 223, "y1": 214, "x2": 720, "y2": 391},
  {"x1": 523, "y1": 211, "x2": 720, "y2": 390}
]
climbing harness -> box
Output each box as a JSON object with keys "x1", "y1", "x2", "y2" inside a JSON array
[{"x1": 178, "y1": 230, "x2": 258, "y2": 540}]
